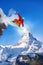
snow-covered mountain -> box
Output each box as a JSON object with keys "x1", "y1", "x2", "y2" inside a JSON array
[{"x1": 0, "y1": 28, "x2": 43, "y2": 65}]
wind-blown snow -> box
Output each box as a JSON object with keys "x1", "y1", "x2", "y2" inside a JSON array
[{"x1": 0, "y1": 8, "x2": 18, "y2": 26}]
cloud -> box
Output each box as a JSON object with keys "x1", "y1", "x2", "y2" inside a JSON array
[
  {"x1": 8, "y1": 8, "x2": 17, "y2": 16},
  {"x1": 0, "y1": 8, "x2": 19, "y2": 26},
  {"x1": 8, "y1": 9, "x2": 18, "y2": 21}
]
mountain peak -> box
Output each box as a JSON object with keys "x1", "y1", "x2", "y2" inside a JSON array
[{"x1": 0, "y1": 28, "x2": 43, "y2": 65}]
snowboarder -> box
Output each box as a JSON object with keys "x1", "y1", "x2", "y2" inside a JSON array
[{"x1": 12, "y1": 13, "x2": 24, "y2": 27}]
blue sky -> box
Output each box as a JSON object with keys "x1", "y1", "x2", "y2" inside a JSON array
[{"x1": 0, "y1": 0, "x2": 43, "y2": 45}]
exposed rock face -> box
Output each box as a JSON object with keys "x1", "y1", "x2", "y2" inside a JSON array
[
  {"x1": 0, "y1": 23, "x2": 6, "y2": 35},
  {"x1": 16, "y1": 53, "x2": 43, "y2": 65}
]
